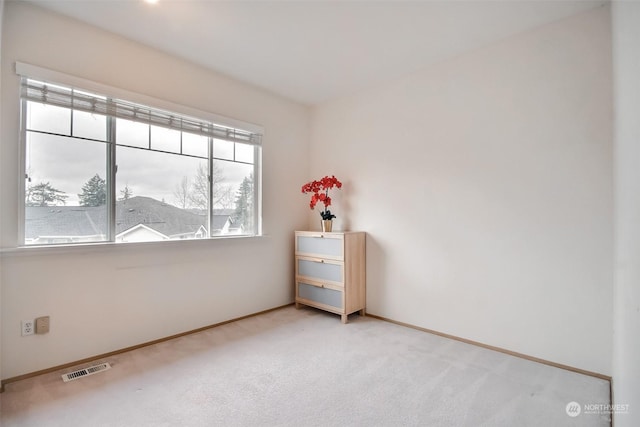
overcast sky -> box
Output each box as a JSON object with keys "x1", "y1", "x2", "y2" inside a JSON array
[{"x1": 25, "y1": 104, "x2": 254, "y2": 207}]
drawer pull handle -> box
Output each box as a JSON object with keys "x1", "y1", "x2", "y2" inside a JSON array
[{"x1": 320, "y1": 259, "x2": 324, "y2": 263}]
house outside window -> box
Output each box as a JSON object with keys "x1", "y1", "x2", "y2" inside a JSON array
[{"x1": 19, "y1": 72, "x2": 262, "y2": 246}]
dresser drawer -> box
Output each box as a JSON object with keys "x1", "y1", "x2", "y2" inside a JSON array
[
  {"x1": 296, "y1": 256, "x2": 343, "y2": 285},
  {"x1": 295, "y1": 233, "x2": 343, "y2": 260},
  {"x1": 294, "y1": 231, "x2": 365, "y2": 324},
  {"x1": 297, "y1": 282, "x2": 343, "y2": 310}
]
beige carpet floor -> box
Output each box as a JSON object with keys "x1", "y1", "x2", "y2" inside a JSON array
[{"x1": 0, "y1": 306, "x2": 610, "y2": 426}]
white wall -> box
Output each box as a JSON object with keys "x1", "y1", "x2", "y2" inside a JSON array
[
  {"x1": 612, "y1": 1, "x2": 640, "y2": 424},
  {"x1": 310, "y1": 7, "x2": 613, "y2": 375},
  {"x1": 0, "y1": 0, "x2": 5, "y2": 386},
  {"x1": 0, "y1": 2, "x2": 309, "y2": 379}
]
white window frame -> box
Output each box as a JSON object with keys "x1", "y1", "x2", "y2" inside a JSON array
[{"x1": 16, "y1": 62, "x2": 263, "y2": 246}]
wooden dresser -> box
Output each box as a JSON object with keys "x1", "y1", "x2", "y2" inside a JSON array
[{"x1": 294, "y1": 231, "x2": 366, "y2": 323}]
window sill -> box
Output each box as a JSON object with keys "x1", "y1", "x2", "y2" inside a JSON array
[{"x1": 0, "y1": 234, "x2": 267, "y2": 258}]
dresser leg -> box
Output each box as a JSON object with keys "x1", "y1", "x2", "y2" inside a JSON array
[
  {"x1": 359, "y1": 309, "x2": 366, "y2": 317},
  {"x1": 295, "y1": 302, "x2": 300, "y2": 309},
  {"x1": 341, "y1": 314, "x2": 348, "y2": 324}
]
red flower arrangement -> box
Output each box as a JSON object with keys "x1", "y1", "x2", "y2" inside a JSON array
[{"x1": 301, "y1": 175, "x2": 343, "y2": 220}]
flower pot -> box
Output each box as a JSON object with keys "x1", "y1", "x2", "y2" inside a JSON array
[{"x1": 321, "y1": 220, "x2": 333, "y2": 232}]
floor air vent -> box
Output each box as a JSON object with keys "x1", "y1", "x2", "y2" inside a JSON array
[{"x1": 62, "y1": 362, "x2": 111, "y2": 382}]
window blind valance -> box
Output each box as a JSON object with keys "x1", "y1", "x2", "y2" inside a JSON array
[{"x1": 20, "y1": 78, "x2": 262, "y2": 146}]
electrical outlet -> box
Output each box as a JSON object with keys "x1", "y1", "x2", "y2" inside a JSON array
[
  {"x1": 36, "y1": 316, "x2": 50, "y2": 334},
  {"x1": 21, "y1": 319, "x2": 35, "y2": 336}
]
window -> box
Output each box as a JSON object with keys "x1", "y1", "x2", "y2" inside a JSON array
[{"x1": 20, "y1": 76, "x2": 261, "y2": 246}]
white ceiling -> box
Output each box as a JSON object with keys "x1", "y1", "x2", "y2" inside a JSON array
[{"x1": 27, "y1": 0, "x2": 606, "y2": 106}]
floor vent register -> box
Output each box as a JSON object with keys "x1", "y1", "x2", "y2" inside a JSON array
[{"x1": 62, "y1": 363, "x2": 111, "y2": 382}]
